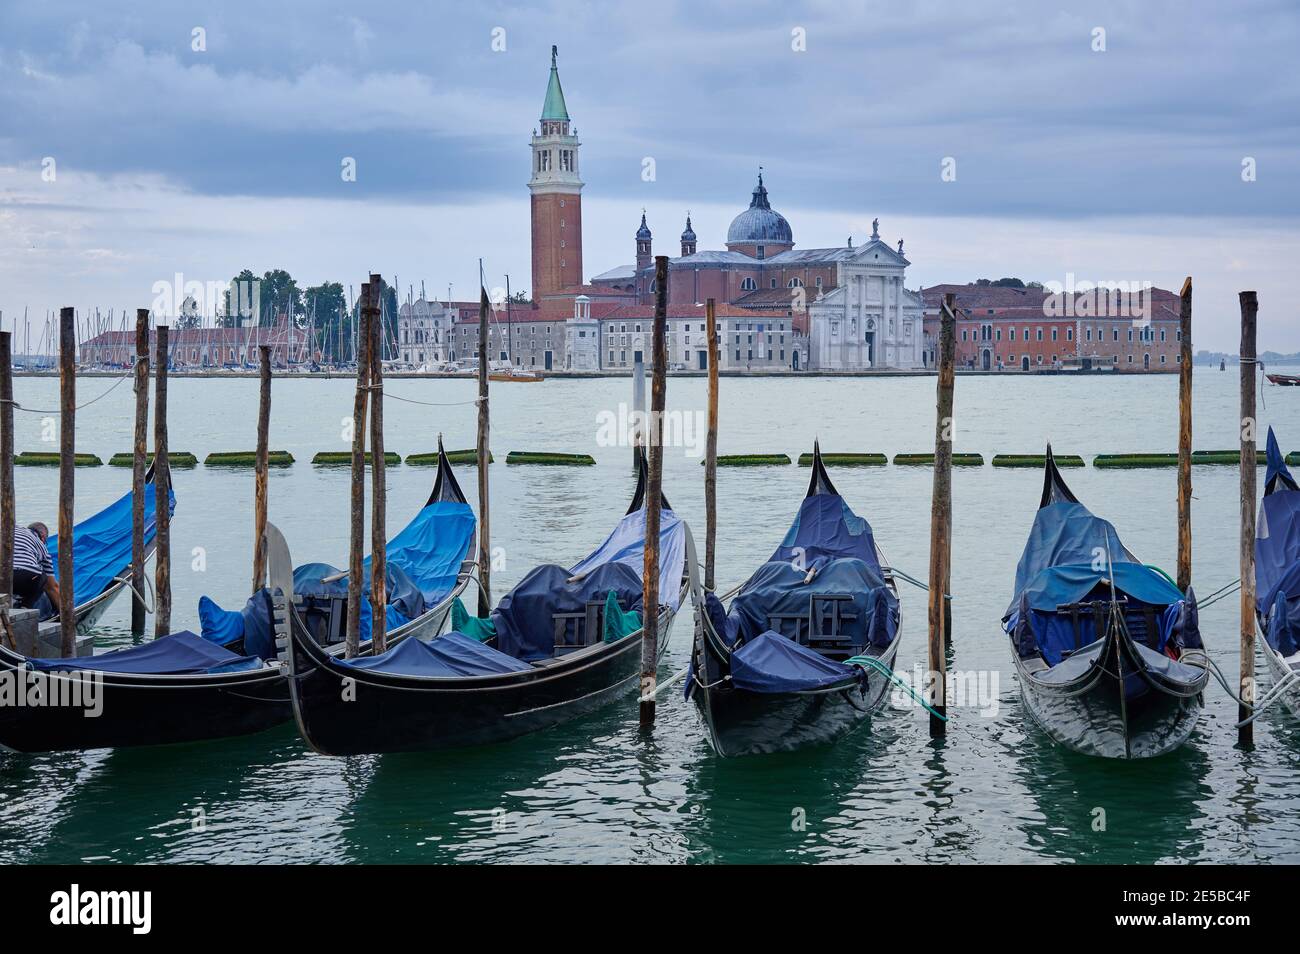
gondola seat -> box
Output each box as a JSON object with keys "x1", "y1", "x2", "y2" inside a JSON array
[{"x1": 339, "y1": 632, "x2": 531, "y2": 678}]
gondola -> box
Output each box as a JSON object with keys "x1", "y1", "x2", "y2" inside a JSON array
[
  {"x1": 1255, "y1": 427, "x2": 1300, "y2": 718},
  {"x1": 282, "y1": 450, "x2": 688, "y2": 755},
  {"x1": 1003, "y1": 447, "x2": 1208, "y2": 759},
  {"x1": 0, "y1": 443, "x2": 477, "y2": 753},
  {"x1": 1266, "y1": 373, "x2": 1300, "y2": 387},
  {"x1": 31, "y1": 464, "x2": 171, "y2": 636},
  {"x1": 686, "y1": 443, "x2": 902, "y2": 757}
]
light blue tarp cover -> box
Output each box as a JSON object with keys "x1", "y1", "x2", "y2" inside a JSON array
[
  {"x1": 199, "y1": 499, "x2": 475, "y2": 656},
  {"x1": 1258, "y1": 428, "x2": 1300, "y2": 655},
  {"x1": 490, "y1": 508, "x2": 686, "y2": 663},
  {"x1": 730, "y1": 632, "x2": 860, "y2": 694},
  {"x1": 1004, "y1": 500, "x2": 1195, "y2": 666},
  {"x1": 338, "y1": 631, "x2": 531, "y2": 677},
  {"x1": 726, "y1": 495, "x2": 897, "y2": 651},
  {"x1": 26, "y1": 631, "x2": 261, "y2": 675},
  {"x1": 46, "y1": 483, "x2": 173, "y2": 611}
]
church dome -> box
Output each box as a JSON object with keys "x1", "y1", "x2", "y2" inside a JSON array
[
  {"x1": 726, "y1": 173, "x2": 792, "y2": 246},
  {"x1": 636, "y1": 211, "x2": 652, "y2": 241}
]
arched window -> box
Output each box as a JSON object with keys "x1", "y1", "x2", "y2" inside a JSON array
[
  {"x1": 787, "y1": 277, "x2": 804, "y2": 288},
  {"x1": 740, "y1": 277, "x2": 757, "y2": 291}
]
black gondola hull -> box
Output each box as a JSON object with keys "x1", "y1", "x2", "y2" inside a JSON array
[
  {"x1": 288, "y1": 592, "x2": 681, "y2": 756},
  {"x1": 1012, "y1": 635, "x2": 1206, "y2": 759}
]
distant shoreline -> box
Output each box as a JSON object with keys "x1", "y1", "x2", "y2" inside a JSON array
[{"x1": 7, "y1": 368, "x2": 1198, "y2": 380}]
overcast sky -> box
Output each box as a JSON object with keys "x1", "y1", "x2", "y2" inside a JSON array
[{"x1": 1, "y1": 0, "x2": 1297, "y2": 350}]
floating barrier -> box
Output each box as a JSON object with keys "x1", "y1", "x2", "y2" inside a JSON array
[
  {"x1": 992, "y1": 454, "x2": 1085, "y2": 468},
  {"x1": 709, "y1": 454, "x2": 792, "y2": 467},
  {"x1": 796, "y1": 452, "x2": 886, "y2": 466},
  {"x1": 1094, "y1": 453, "x2": 1176, "y2": 468},
  {"x1": 406, "y1": 449, "x2": 489, "y2": 465},
  {"x1": 204, "y1": 451, "x2": 295, "y2": 467},
  {"x1": 893, "y1": 453, "x2": 985, "y2": 466},
  {"x1": 1290, "y1": 452, "x2": 1300, "y2": 466},
  {"x1": 1192, "y1": 449, "x2": 1267, "y2": 465},
  {"x1": 108, "y1": 452, "x2": 198, "y2": 468},
  {"x1": 312, "y1": 451, "x2": 401, "y2": 466},
  {"x1": 15, "y1": 451, "x2": 102, "y2": 467},
  {"x1": 506, "y1": 451, "x2": 595, "y2": 466}
]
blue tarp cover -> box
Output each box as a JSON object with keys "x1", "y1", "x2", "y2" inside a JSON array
[
  {"x1": 26, "y1": 631, "x2": 261, "y2": 675},
  {"x1": 339, "y1": 631, "x2": 532, "y2": 677},
  {"x1": 47, "y1": 483, "x2": 173, "y2": 609},
  {"x1": 489, "y1": 508, "x2": 687, "y2": 663},
  {"x1": 730, "y1": 631, "x2": 858, "y2": 693},
  {"x1": 1258, "y1": 428, "x2": 1300, "y2": 655},
  {"x1": 726, "y1": 494, "x2": 897, "y2": 651},
  {"x1": 768, "y1": 494, "x2": 881, "y2": 573},
  {"x1": 199, "y1": 499, "x2": 473, "y2": 654},
  {"x1": 1005, "y1": 502, "x2": 1179, "y2": 618}
]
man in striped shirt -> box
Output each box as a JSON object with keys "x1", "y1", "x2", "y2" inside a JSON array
[{"x1": 13, "y1": 522, "x2": 61, "y2": 611}]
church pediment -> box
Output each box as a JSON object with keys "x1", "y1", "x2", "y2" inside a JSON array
[{"x1": 847, "y1": 238, "x2": 909, "y2": 268}]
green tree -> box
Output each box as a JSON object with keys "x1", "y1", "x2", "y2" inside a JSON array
[{"x1": 304, "y1": 281, "x2": 348, "y2": 362}]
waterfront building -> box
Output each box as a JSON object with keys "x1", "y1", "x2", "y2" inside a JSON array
[
  {"x1": 395, "y1": 298, "x2": 454, "y2": 368},
  {"x1": 78, "y1": 324, "x2": 309, "y2": 368}
]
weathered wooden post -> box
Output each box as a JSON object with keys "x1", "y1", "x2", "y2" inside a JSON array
[
  {"x1": 640, "y1": 256, "x2": 669, "y2": 730},
  {"x1": 250, "y1": 345, "x2": 272, "y2": 592},
  {"x1": 131, "y1": 309, "x2": 149, "y2": 635},
  {"x1": 0, "y1": 331, "x2": 13, "y2": 605},
  {"x1": 704, "y1": 297, "x2": 719, "y2": 591},
  {"x1": 0, "y1": 330, "x2": 14, "y2": 642},
  {"x1": 58, "y1": 307, "x2": 77, "y2": 655},
  {"x1": 345, "y1": 282, "x2": 372, "y2": 658},
  {"x1": 927, "y1": 294, "x2": 957, "y2": 736},
  {"x1": 476, "y1": 284, "x2": 492, "y2": 616},
  {"x1": 632, "y1": 355, "x2": 646, "y2": 467},
  {"x1": 1177, "y1": 278, "x2": 1193, "y2": 593},
  {"x1": 1238, "y1": 290, "x2": 1258, "y2": 747},
  {"x1": 368, "y1": 274, "x2": 388, "y2": 654},
  {"x1": 153, "y1": 321, "x2": 171, "y2": 637}
]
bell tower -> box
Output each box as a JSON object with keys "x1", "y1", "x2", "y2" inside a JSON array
[{"x1": 529, "y1": 46, "x2": 583, "y2": 300}]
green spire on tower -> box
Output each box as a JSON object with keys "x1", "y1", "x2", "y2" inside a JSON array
[{"x1": 541, "y1": 44, "x2": 570, "y2": 122}]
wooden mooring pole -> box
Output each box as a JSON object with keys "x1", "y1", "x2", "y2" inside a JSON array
[
  {"x1": 704, "y1": 297, "x2": 719, "y2": 592},
  {"x1": 131, "y1": 309, "x2": 149, "y2": 635},
  {"x1": 640, "y1": 256, "x2": 669, "y2": 730},
  {"x1": 368, "y1": 274, "x2": 388, "y2": 654},
  {"x1": 927, "y1": 295, "x2": 957, "y2": 736},
  {"x1": 476, "y1": 283, "x2": 492, "y2": 616},
  {"x1": 58, "y1": 307, "x2": 76, "y2": 656},
  {"x1": 0, "y1": 330, "x2": 14, "y2": 644},
  {"x1": 345, "y1": 282, "x2": 372, "y2": 658},
  {"x1": 632, "y1": 355, "x2": 646, "y2": 468},
  {"x1": 251, "y1": 345, "x2": 272, "y2": 592},
  {"x1": 1238, "y1": 290, "x2": 1258, "y2": 748},
  {"x1": 1177, "y1": 278, "x2": 1193, "y2": 593},
  {"x1": 153, "y1": 322, "x2": 171, "y2": 637}
]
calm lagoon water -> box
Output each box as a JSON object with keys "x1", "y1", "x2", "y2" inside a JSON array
[{"x1": 1, "y1": 369, "x2": 1298, "y2": 864}]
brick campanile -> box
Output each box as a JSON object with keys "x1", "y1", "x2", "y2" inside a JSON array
[{"x1": 529, "y1": 46, "x2": 583, "y2": 299}]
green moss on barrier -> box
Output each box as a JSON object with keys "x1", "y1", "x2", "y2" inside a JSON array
[
  {"x1": 1094, "y1": 454, "x2": 1177, "y2": 468},
  {"x1": 108, "y1": 452, "x2": 198, "y2": 468},
  {"x1": 992, "y1": 454, "x2": 1085, "y2": 468},
  {"x1": 1191, "y1": 450, "x2": 1267, "y2": 465},
  {"x1": 708, "y1": 454, "x2": 792, "y2": 467},
  {"x1": 312, "y1": 451, "x2": 401, "y2": 466},
  {"x1": 892, "y1": 453, "x2": 985, "y2": 466},
  {"x1": 1289, "y1": 452, "x2": 1300, "y2": 466},
  {"x1": 406, "y1": 449, "x2": 491, "y2": 465},
  {"x1": 204, "y1": 451, "x2": 295, "y2": 467},
  {"x1": 796, "y1": 452, "x2": 887, "y2": 466},
  {"x1": 15, "y1": 452, "x2": 102, "y2": 467},
  {"x1": 506, "y1": 451, "x2": 595, "y2": 466}
]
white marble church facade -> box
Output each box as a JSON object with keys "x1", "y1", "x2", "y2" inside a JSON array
[{"x1": 806, "y1": 226, "x2": 926, "y2": 370}]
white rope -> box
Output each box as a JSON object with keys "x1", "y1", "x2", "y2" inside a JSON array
[{"x1": 640, "y1": 664, "x2": 690, "y2": 703}]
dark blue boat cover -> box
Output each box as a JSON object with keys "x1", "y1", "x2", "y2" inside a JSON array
[
  {"x1": 1258, "y1": 428, "x2": 1300, "y2": 655},
  {"x1": 488, "y1": 508, "x2": 686, "y2": 663},
  {"x1": 730, "y1": 631, "x2": 859, "y2": 693},
  {"x1": 46, "y1": 483, "x2": 174, "y2": 610},
  {"x1": 1004, "y1": 502, "x2": 1180, "y2": 618},
  {"x1": 339, "y1": 631, "x2": 531, "y2": 677},
  {"x1": 198, "y1": 499, "x2": 474, "y2": 656},
  {"x1": 726, "y1": 495, "x2": 897, "y2": 651},
  {"x1": 26, "y1": 631, "x2": 262, "y2": 675},
  {"x1": 768, "y1": 494, "x2": 881, "y2": 573}
]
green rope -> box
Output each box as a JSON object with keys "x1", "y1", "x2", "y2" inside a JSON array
[
  {"x1": 844, "y1": 655, "x2": 949, "y2": 722},
  {"x1": 1146, "y1": 564, "x2": 1178, "y2": 588}
]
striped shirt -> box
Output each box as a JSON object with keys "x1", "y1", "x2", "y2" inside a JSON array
[{"x1": 13, "y1": 527, "x2": 53, "y2": 576}]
